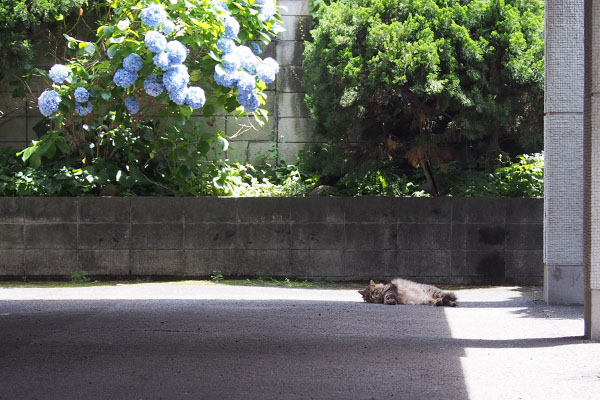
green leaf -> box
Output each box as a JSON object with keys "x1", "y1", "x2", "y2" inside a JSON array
[
  {"x1": 203, "y1": 103, "x2": 216, "y2": 117},
  {"x1": 21, "y1": 147, "x2": 35, "y2": 162},
  {"x1": 198, "y1": 141, "x2": 210, "y2": 155},
  {"x1": 98, "y1": 25, "x2": 115, "y2": 37},
  {"x1": 225, "y1": 96, "x2": 239, "y2": 112},
  {"x1": 180, "y1": 106, "x2": 192, "y2": 118},
  {"x1": 109, "y1": 36, "x2": 125, "y2": 44},
  {"x1": 79, "y1": 42, "x2": 96, "y2": 56},
  {"x1": 174, "y1": 113, "x2": 186, "y2": 126},
  {"x1": 38, "y1": 137, "x2": 55, "y2": 154},
  {"x1": 63, "y1": 34, "x2": 79, "y2": 43},
  {"x1": 189, "y1": 69, "x2": 203, "y2": 82},
  {"x1": 12, "y1": 86, "x2": 25, "y2": 98},
  {"x1": 29, "y1": 153, "x2": 41, "y2": 169},
  {"x1": 45, "y1": 143, "x2": 57, "y2": 159},
  {"x1": 55, "y1": 137, "x2": 70, "y2": 154},
  {"x1": 208, "y1": 51, "x2": 221, "y2": 62}
]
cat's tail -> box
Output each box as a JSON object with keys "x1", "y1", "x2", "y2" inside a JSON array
[{"x1": 438, "y1": 292, "x2": 457, "y2": 307}]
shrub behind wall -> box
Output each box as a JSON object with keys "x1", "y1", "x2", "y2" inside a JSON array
[{"x1": 302, "y1": 0, "x2": 544, "y2": 177}]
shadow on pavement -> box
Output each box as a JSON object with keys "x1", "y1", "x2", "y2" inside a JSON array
[{"x1": 0, "y1": 299, "x2": 470, "y2": 400}]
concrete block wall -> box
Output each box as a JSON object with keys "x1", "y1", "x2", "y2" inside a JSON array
[
  {"x1": 0, "y1": 72, "x2": 47, "y2": 150},
  {"x1": 0, "y1": 197, "x2": 543, "y2": 284},
  {"x1": 0, "y1": 0, "x2": 318, "y2": 163}
]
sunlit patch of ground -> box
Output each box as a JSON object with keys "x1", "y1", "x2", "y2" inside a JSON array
[{"x1": 444, "y1": 287, "x2": 600, "y2": 400}]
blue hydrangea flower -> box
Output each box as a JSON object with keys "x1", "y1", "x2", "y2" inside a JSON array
[
  {"x1": 237, "y1": 89, "x2": 260, "y2": 112},
  {"x1": 223, "y1": 16, "x2": 240, "y2": 39},
  {"x1": 144, "y1": 74, "x2": 165, "y2": 97},
  {"x1": 217, "y1": 38, "x2": 236, "y2": 55},
  {"x1": 163, "y1": 65, "x2": 189, "y2": 92},
  {"x1": 141, "y1": 4, "x2": 167, "y2": 28},
  {"x1": 166, "y1": 40, "x2": 188, "y2": 65},
  {"x1": 162, "y1": 20, "x2": 175, "y2": 35},
  {"x1": 185, "y1": 86, "x2": 206, "y2": 110},
  {"x1": 214, "y1": 66, "x2": 239, "y2": 88},
  {"x1": 256, "y1": 57, "x2": 279, "y2": 84},
  {"x1": 258, "y1": 0, "x2": 276, "y2": 21},
  {"x1": 263, "y1": 57, "x2": 280, "y2": 74},
  {"x1": 211, "y1": 1, "x2": 229, "y2": 13},
  {"x1": 222, "y1": 52, "x2": 241, "y2": 72},
  {"x1": 73, "y1": 87, "x2": 90, "y2": 103},
  {"x1": 237, "y1": 46, "x2": 258, "y2": 73},
  {"x1": 49, "y1": 64, "x2": 69, "y2": 83},
  {"x1": 125, "y1": 96, "x2": 140, "y2": 114},
  {"x1": 168, "y1": 86, "x2": 188, "y2": 105},
  {"x1": 38, "y1": 90, "x2": 61, "y2": 117},
  {"x1": 145, "y1": 31, "x2": 167, "y2": 53},
  {"x1": 113, "y1": 68, "x2": 137, "y2": 88},
  {"x1": 75, "y1": 101, "x2": 92, "y2": 116},
  {"x1": 236, "y1": 71, "x2": 256, "y2": 92},
  {"x1": 153, "y1": 52, "x2": 170, "y2": 71},
  {"x1": 256, "y1": 62, "x2": 276, "y2": 84},
  {"x1": 250, "y1": 42, "x2": 262, "y2": 56},
  {"x1": 123, "y1": 53, "x2": 143, "y2": 72}
]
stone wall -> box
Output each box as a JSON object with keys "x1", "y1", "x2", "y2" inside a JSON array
[
  {"x1": 0, "y1": 197, "x2": 543, "y2": 284},
  {"x1": 0, "y1": 0, "x2": 316, "y2": 163}
]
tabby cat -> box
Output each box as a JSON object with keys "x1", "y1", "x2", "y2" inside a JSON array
[{"x1": 358, "y1": 279, "x2": 457, "y2": 307}]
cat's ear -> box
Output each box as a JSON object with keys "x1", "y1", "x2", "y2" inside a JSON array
[
  {"x1": 369, "y1": 280, "x2": 376, "y2": 286},
  {"x1": 358, "y1": 290, "x2": 365, "y2": 295}
]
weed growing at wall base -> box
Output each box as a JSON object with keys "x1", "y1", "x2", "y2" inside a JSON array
[
  {"x1": 211, "y1": 269, "x2": 224, "y2": 283},
  {"x1": 71, "y1": 268, "x2": 91, "y2": 283}
]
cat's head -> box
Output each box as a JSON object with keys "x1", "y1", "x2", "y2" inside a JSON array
[{"x1": 358, "y1": 280, "x2": 377, "y2": 303}]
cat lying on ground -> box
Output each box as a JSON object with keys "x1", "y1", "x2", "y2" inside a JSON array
[{"x1": 358, "y1": 278, "x2": 457, "y2": 307}]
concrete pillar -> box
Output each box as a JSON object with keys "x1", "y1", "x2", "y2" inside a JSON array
[
  {"x1": 544, "y1": 0, "x2": 585, "y2": 304},
  {"x1": 584, "y1": 0, "x2": 600, "y2": 340}
]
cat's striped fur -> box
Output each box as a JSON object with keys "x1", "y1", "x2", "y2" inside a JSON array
[{"x1": 358, "y1": 279, "x2": 457, "y2": 307}]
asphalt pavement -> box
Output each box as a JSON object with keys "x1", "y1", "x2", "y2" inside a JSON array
[{"x1": 0, "y1": 283, "x2": 599, "y2": 399}]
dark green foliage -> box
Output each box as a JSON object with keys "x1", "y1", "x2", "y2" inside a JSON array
[
  {"x1": 0, "y1": 144, "x2": 226, "y2": 196},
  {"x1": 0, "y1": 0, "x2": 89, "y2": 80},
  {"x1": 488, "y1": 152, "x2": 544, "y2": 197},
  {"x1": 332, "y1": 152, "x2": 544, "y2": 198},
  {"x1": 0, "y1": 146, "x2": 542, "y2": 197},
  {"x1": 302, "y1": 0, "x2": 544, "y2": 170}
]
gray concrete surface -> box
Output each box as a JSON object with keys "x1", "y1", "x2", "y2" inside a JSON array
[
  {"x1": 583, "y1": 0, "x2": 600, "y2": 340},
  {"x1": 544, "y1": 0, "x2": 585, "y2": 305},
  {"x1": 0, "y1": 197, "x2": 543, "y2": 286},
  {"x1": 0, "y1": 284, "x2": 598, "y2": 399}
]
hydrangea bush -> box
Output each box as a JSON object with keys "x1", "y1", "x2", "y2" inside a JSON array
[{"x1": 24, "y1": 0, "x2": 281, "y2": 195}]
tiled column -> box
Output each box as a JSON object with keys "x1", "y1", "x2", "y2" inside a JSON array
[
  {"x1": 544, "y1": 0, "x2": 585, "y2": 304},
  {"x1": 584, "y1": 0, "x2": 600, "y2": 340}
]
